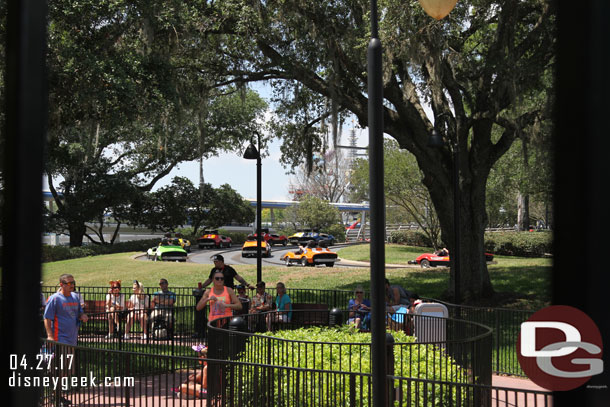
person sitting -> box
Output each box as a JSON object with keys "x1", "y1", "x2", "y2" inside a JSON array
[
  {"x1": 385, "y1": 278, "x2": 412, "y2": 313},
  {"x1": 267, "y1": 282, "x2": 292, "y2": 330},
  {"x1": 125, "y1": 280, "x2": 150, "y2": 340},
  {"x1": 348, "y1": 286, "x2": 371, "y2": 330},
  {"x1": 434, "y1": 247, "x2": 449, "y2": 256},
  {"x1": 235, "y1": 285, "x2": 250, "y2": 316},
  {"x1": 249, "y1": 281, "x2": 273, "y2": 331},
  {"x1": 236, "y1": 285, "x2": 250, "y2": 301},
  {"x1": 105, "y1": 280, "x2": 126, "y2": 339},
  {"x1": 150, "y1": 278, "x2": 176, "y2": 337},
  {"x1": 173, "y1": 344, "x2": 208, "y2": 399}
]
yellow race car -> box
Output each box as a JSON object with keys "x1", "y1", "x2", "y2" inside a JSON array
[
  {"x1": 174, "y1": 233, "x2": 191, "y2": 253},
  {"x1": 282, "y1": 244, "x2": 340, "y2": 267},
  {"x1": 241, "y1": 238, "x2": 271, "y2": 258}
]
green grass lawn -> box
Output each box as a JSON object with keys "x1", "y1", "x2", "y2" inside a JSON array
[{"x1": 42, "y1": 244, "x2": 552, "y2": 310}]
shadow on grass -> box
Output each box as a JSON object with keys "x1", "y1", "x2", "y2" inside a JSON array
[{"x1": 331, "y1": 265, "x2": 551, "y2": 310}]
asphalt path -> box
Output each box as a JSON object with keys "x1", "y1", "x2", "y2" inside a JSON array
[{"x1": 137, "y1": 243, "x2": 372, "y2": 268}]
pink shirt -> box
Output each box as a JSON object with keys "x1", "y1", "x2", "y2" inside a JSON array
[{"x1": 208, "y1": 286, "x2": 233, "y2": 321}]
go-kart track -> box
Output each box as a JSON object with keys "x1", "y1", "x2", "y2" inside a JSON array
[{"x1": 138, "y1": 243, "x2": 421, "y2": 268}]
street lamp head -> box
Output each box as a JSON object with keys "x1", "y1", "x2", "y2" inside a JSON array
[
  {"x1": 243, "y1": 142, "x2": 260, "y2": 160},
  {"x1": 418, "y1": 0, "x2": 458, "y2": 20},
  {"x1": 428, "y1": 129, "x2": 445, "y2": 148}
]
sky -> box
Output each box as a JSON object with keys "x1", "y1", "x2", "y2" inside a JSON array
[{"x1": 155, "y1": 83, "x2": 371, "y2": 201}]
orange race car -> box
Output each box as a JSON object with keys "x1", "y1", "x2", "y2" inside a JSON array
[
  {"x1": 282, "y1": 243, "x2": 340, "y2": 267},
  {"x1": 241, "y1": 238, "x2": 272, "y2": 258}
]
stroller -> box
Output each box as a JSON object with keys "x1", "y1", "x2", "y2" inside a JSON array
[{"x1": 149, "y1": 309, "x2": 173, "y2": 340}]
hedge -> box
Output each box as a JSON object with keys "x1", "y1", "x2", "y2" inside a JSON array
[
  {"x1": 40, "y1": 229, "x2": 255, "y2": 263},
  {"x1": 389, "y1": 230, "x2": 552, "y2": 257},
  {"x1": 41, "y1": 238, "x2": 161, "y2": 263}
]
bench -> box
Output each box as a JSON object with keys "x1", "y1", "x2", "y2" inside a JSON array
[
  {"x1": 84, "y1": 299, "x2": 133, "y2": 320},
  {"x1": 290, "y1": 303, "x2": 329, "y2": 326}
]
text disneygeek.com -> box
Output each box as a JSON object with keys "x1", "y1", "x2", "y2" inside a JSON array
[{"x1": 9, "y1": 372, "x2": 135, "y2": 391}]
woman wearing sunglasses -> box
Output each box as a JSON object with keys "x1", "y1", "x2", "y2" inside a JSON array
[
  {"x1": 105, "y1": 280, "x2": 126, "y2": 339},
  {"x1": 196, "y1": 271, "x2": 242, "y2": 327}
]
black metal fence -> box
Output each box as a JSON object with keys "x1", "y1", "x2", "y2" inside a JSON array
[
  {"x1": 42, "y1": 286, "x2": 535, "y2": 376},
  {"x1": 34, "y1": 312, "x2": 552, "y2": 407}
]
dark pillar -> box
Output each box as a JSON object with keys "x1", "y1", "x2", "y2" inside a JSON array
[
  {"x1": 554, "y1": 1, "x2": 610, "y2": 406},
  {"x1": 368, "y1": 1, "x2": 387, "y2": 406},
  {"x1": 3, "y1": 1, "x2": 48, "y2": 406}
]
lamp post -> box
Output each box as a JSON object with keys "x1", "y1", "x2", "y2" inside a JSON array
[
  {"x1": 368, "y1": 1, "x2": 457, "y2": 405},
  {"x1": 243, "y1": 134, "x2": 262, "y2": 283}
]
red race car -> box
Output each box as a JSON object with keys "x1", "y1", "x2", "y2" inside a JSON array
[
  {"x1": 408, "y1": 250, "x2": 494, "y2": 268},
  {"x1": 197, "y1": 230, "x2": 233, "y2": 249},
  {"x1": 248, "y1": 231, "x2": 288, "y2": 246}
]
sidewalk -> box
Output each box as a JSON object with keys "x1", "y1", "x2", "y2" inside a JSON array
[{"x1": 492, "y1": 375, "x2": 552, "y2": 407}]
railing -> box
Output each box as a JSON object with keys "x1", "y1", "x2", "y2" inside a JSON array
[
  {"x1": 34, "y1": 307, "x2": 552, "y2": 407},
  {"x1": 43, "y1": 286, "x2": 536, "y2": 376}
]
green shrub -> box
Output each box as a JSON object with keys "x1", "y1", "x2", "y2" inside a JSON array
[
  {"x1": 484, "y1": 231, "x2": 552, "y2": 257},
  {"x1": 389, "y1": 229, "x2": 552, "y2": 257},
  {"x1": 41, "y1": 238, "x2": 160, "y2": 263},
  {"x1": 218, "y1": 229, "x2": 250, "y2": 245},
  {"x1": 326, "y1": 224, "x2": 347, "y2": 243},
  {"x1": 388, "y1": 230, "x2": 434, "y2": 247},
  {"x1": 236, "y1": 326, "x2": 467, "y2": 406}
]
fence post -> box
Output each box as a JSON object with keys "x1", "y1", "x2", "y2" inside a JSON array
[
  {"x1": 124, "y1": 352, "x2": 131, "y2": 407},
  {"x1": 386, "y1": 333, "x2": 395, "y2": 405},
  {"x1": 349, "y1": 373, "x2": 357, "y2": 406}
]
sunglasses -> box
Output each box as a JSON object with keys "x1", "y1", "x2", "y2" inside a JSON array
[
  {"x1": 214, "y1": 277, "x2": 224, "y2": 281},
  {"x1": 62, "y1": 281, "x2": 75, "y2": 285},
  {"x1": 355, "y1": 291, "x2": 363, "y2": 294},
  {"x1": 111, "y1": 286, "x2": 120, "y2": 289}
]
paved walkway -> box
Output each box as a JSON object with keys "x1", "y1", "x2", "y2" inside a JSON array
[
  {"x1": 54, "y1": 374, "x2": 550, "y2": 407},
  {"x1": 57, "y1": 372, "x2": 208, "y2": 407},
  {"x1": 492, "y1": 375, "x2": 552, "y2": 407}
]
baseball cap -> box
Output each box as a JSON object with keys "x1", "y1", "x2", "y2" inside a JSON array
[{"x1": 211, "y1": 254, "x2": 224, "y2": 262}]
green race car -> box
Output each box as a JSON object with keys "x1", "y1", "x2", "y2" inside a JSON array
[{"x1": 147, "y1": 239, "x2": 188, "y2": 262}]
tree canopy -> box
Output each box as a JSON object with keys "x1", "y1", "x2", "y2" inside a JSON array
[
  {"x1": 197, "y1": 0, "x2": 555, "y2": 300},
  {"x1": 42, "y1": 0, "x2": 267, "y2": 245}
]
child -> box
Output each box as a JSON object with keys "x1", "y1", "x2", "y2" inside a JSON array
[{"x1": 173, "y1": 344, "x2": 208, "y2": 398}]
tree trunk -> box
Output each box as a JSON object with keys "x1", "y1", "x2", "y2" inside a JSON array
[
  {"x1": 420, "y1": 128, "x2": 496, "y2": 303},
  {"x1": 517, "y1": 192, "x2": 530, "y2": 231},
  {"x1": 68, "y1": 222, "x2": 86, "y2": 247},
  {"x1": 517, "y1": 138, "x2": 530, "y2": 231}
]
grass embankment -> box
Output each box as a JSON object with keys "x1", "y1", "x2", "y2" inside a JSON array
[{"x1": 42, "y1": 244, "x2": 551, "y2": 310}]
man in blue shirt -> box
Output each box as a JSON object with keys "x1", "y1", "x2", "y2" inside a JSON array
[
  {"x1": 43, "y1": 274, "x2": 88, "y2": 406},
  {"x1": 44, "y1": 274, "x2": 88, "y2": 345},
  {"x1": 150, "y1": 278, "x2": 177, "y2": 337}
]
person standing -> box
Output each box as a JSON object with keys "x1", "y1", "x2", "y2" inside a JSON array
[
  {"x1": 196, "y1": 271, "x2": 242, "y2": 327},
  {"x1": 44, "y1": 274, "x2": 88, "y2": 345},
  {"x1": 43, "y1": 274, "x2": 88, "y2": 406},
  {"x1": 201, "y1": 254, "x2": 254, "y2": 290}
]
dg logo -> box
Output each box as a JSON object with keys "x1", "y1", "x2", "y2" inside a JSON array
[{"x1": 517, "y1": 305, "x2": 604, "y2": 391}]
